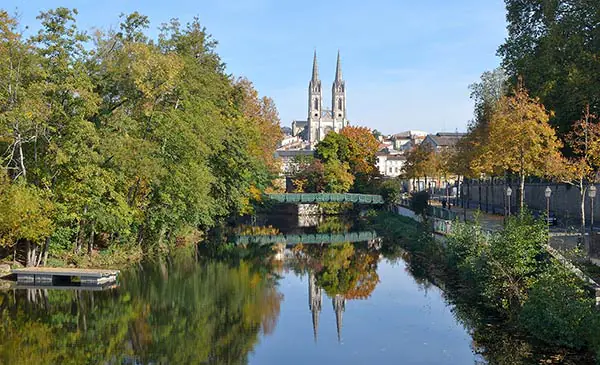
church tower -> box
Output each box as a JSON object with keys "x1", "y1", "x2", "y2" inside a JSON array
[
  {"x1": 308, "y1": 51, "x2": 322, "y2": 144},
  {"x1": 332, "y1": 51, "x2": 347, "y2": 132}
]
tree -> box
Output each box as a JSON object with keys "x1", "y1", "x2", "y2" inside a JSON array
[
  {"x1": 340, "y1": 126, "x2": 380, "y2": 176},
  {"x1": 558, "y1": 105, "x2": 600, "y2": 241},
  {"x1": 323, "y1": 159, "x2": 354, "y2": 193},
  {"x1": 0, "y1": 11, "x2": 284, "y2": 264},
  {"x1": 469, "y1": 68, "x2": 508, "y2": 129},
  {"x1": 403, "y1": 143, "x2": 437, "y2": 190},
  {"x1": 499, "y1": 0, "x2": 600, "y2": 136},
  {"x1": 0, "y1": 174, "x2": 54, "y2": 266},
  {"x1": 477, "y1": 84, "x2": 563, "y2": 210}
]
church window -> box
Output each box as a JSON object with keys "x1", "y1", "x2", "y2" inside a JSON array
[
  {"x1": 338, "y1": 98, "x2": 342, "y2": 110},
  {"x1": 314, "y1": 98, "x2": 319, "y2": 110}
]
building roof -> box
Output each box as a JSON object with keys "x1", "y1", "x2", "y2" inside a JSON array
[
  {"x1": 387, "y1": 155, "x2": 406, "y2": 161},
  {"x1": 425, "y1": 132, "x2": 466, "y2": 148},
  {"x1": 391, "y1": 130, "x2": 429, "y2": 139}
]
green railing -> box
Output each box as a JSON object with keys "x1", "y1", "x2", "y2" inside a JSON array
[
  {"x1": 267, "y1": 193, "x2": 384, "y2": 204},
  {"x1": 235, "y1": 231, "x2": 379, "y2": 245}
]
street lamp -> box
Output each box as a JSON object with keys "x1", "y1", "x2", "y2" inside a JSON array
[
  {"x1": 506, "y1": 187, "x2": 512, "y2": 217},
  {"x1": 589, "y1": 185, "x2": 597, "y2": 232},
  {"x1": 545, "y1": 187, "x2": 552, "y2": 241}
]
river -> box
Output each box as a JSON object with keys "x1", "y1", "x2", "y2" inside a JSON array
[{"x1": 0, "y1": 214, "x2": 585, "y2": 364}]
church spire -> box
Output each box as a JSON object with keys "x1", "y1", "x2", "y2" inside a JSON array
[
  {"x1": 333, "y1": 294, "x2": 345, "y2": 343},
  {"x1": 335, "y1": 50, "x2": 343, "y2": 83},
  {"x1": 309, "y1": 272, "x2": 322, "y2": 343},
  {"x1": 312, "y1": 50, "x2": 319, "y2": 83}
]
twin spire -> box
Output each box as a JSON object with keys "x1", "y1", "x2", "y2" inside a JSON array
[{"x1": 311, "y1": 50, "x2": 343, "y2": 84}]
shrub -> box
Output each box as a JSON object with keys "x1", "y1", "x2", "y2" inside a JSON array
[
  {"x1": 520, "y1": 264, "x2": 599, "y2": 349},
  {"x1": 410, "y1": 190, "x2": 429, "y2": 217}
]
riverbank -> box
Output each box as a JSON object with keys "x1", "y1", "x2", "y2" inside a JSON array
[{"x1": 368, "y1": 210, "x2": 600, "y2": 364}]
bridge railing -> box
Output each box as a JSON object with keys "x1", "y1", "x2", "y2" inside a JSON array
[
  {"x1": 235, "y1": 231, "x2": 379, "y2": 245},
  {"x1": 267, "y1": 193, "x2": 384, "y2": 204}
]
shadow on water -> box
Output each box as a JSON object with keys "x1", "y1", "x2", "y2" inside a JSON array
[{"x1": 0, "y1": 214, "x2": 594, "y2": 364}]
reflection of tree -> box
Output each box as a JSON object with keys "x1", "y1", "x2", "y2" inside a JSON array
[
  {"x1": 0, "y1": 255, "x2": 283, "y2": 364},
  {"x1": 236, "y1": 224, "x2": 280, "y2": 236},
  {"x1": 292, "y1": 242, "x2": 380, "y2": 300},
  {"x1": 315, "y1": 216, "x2": 352, "y2": 234}
]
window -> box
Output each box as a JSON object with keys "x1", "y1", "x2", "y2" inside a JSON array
[
  {"x1": 395, "y1": 167, "x2": 399, "y2": 173},
  {"x1": 338, "y1": 98, "x2": 342, "y2": 110},
  {"x1": 388, "y1": 167, "x2": 392, "y2": 173},
  {"x1": 314, "y1": 98, "x2": 319, "y2": 110}
]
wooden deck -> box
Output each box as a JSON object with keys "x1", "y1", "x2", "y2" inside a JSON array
[{"x1": 11, "y1": 267, "x2": 119, "y2": 286}]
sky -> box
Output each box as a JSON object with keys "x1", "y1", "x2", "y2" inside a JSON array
[{"x1": 3, "y1": 0, "x2": 508, "y2": 134}]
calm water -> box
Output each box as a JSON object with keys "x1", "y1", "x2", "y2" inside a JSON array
[
  {"x1": 248, "y1": 259, "x2": 478, "y2": 365},
  {"x1": 0, "y1": 216, "x2": 572, "y2": 364}
]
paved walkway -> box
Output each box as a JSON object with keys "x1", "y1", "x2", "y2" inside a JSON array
[{"x1": 436, "y1": 202, "x2": 586, "y2": 253}]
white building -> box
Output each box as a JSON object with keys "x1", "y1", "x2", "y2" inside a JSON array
[{"x1": 376, "y1": 152, "x2": 406, "y2": 177}]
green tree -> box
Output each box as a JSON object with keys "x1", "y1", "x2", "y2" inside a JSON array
[{"x1": 499, "y1": 0, "x2": 600, "y2": 136}]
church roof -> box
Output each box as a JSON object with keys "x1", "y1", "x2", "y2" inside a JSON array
[{"x1": 321, "y1": 110, "x2": 333, "y2": 119}]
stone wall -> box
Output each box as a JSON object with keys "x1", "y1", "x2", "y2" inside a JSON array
[{"x1": 463, "y1": 182, "x2": 600, "y2": 224}]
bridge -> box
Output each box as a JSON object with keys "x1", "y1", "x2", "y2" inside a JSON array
[
  {"x1": 235, "y1": 231, "x2": 379, "y2": 246},
  {"x1": 266, "y1": 193, "x2": 384, "y2": 204}
]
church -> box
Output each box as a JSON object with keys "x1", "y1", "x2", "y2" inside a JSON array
[{"x1": 291, "y1": 51, "x2": 348, "y2": 146}]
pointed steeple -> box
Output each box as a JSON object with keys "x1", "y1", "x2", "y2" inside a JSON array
[
  {"x1": 309, "y1": 272, "x2": 322, "y2": 343},
  {"x1": 335, "y1": 50, "x2": 343, "y2": 83},
  {"x1": 333, "y1": 294, "x2": 345, "y2": 343},
  {"x1": 311, "y1": 50, "x2": 319, "y2": 83}
]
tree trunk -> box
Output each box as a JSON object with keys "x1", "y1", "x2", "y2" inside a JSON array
[
  {"x1": 75, "y1": 205, "x2": 88, "y2": 254},
  {"x1": 485, "y1": 179, "x2": 489, "y2": 213},
  {"x1": 580, "y1": 182, "x2": 587, "y2": 249},
  {"x1": 478, "y1": 179, "x2": 482, "y2": 211},
  {"x1": 16, "y1": 131, "x2": 27, "y2": 179},
  {"x1": 88, "y1": 223, "x2": 95, "y2": 256},
  {"x1": 37, "y1": 237, "x2": 50, "y2": 267},
  {"x1": 519, "y1": 174, "x2": 525, "y2": 213},
  {"x1": 26, "y1": 240, "x2": 36, "y2": 267}
]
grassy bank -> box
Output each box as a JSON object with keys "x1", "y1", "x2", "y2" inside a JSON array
[{"x1": 368, "y1": 211, "x2": 600, "y2": 364}]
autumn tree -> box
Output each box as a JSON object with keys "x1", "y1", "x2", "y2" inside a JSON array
[
  {"x1": 477, "y1": 84, "x2": 563, "y2": 210},
  {"x1": 558, "y1": 105, "x2": 600, "y2": 240},
  {"x1": 403, "y1": 143, "x2": 437, "y2": 190},
  {"x1": 339, "y1": 126, "x2": 379, "y2": 176}
]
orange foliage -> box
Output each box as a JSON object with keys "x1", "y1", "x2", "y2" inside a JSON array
[{"x1": 340, "y1": 126, "x2": 379, "y2": 175}]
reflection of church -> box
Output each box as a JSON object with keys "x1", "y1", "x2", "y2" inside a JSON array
[{"x1": 308, "y1": 272, "x2": 345, "y2": 343}]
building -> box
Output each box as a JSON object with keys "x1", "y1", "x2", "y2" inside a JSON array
[
  {"x1": 292, "y1": 51, "x2": 348, "y2": 147},
  {"x1": 376, "y1": 152, "x2": 406, "y2": 177},
  {"x1": 389, "y1": 130, "x2": 428, "y2": 152},
  {"x1": 421, "y1": 132, "x2": 466, "y2": 152}
]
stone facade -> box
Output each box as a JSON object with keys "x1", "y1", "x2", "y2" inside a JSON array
[{"x1": 292, "y1": 51, "x2": 348, "y2": 147}]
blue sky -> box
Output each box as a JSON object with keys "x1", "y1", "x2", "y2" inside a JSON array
[{"x1": 4, "y1": 0, "x2": 507, "y2": 134}]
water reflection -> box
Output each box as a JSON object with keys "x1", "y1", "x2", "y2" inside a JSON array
[
  {"x1": 0, "y1": 253, "x2": 282, "y2": 365},
  {"x1": 1, "y1": 215, "x2": 591, "y2": 364}
]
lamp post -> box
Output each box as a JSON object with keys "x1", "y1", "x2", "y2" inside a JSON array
[
  {"x1": 589, "y1": 185, "x2": 597, "y2": 232},
  {"x1": 506, "y1": 187, "x2": 512, "y2": 217},
  {"x1": 545, "y1": 186, "x2": 552, "y2": 241}
]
